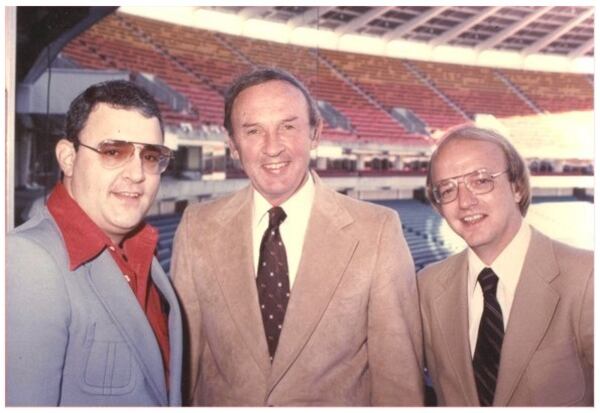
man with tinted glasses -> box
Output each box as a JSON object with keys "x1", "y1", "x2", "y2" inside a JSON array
[
  {"x1": 6, "y1": 80, "x2": 182, "y2": 406},
  {"x1": 418, "y1": 125, "x2": 593, "y2": 406}
]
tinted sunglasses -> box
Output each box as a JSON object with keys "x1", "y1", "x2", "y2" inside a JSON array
[{"x1": 76, "y1": 139, "x2": 172, "y2": 174}]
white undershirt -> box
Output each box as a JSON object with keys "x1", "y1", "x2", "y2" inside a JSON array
[
  {"x1": 252, "y1": 173, "x2": 315, "y2": 289},
  {"x1": 467, "y1": 221, "x2": 531, "y2": 356}
]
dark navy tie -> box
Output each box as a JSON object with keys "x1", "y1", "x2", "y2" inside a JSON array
[{"x1": 472, "y1": 267, "x2": 504, "y2": 406}]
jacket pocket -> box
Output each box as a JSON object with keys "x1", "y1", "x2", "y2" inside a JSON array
[
  {"x1": 525, "y1": 338, "x2": 585, "y2": 406},
  {"x1": 80, "y1": 323, "x2": 136, "y2": 395}
]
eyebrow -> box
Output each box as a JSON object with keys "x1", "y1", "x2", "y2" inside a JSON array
[
  {"x1": 241, "y1": 116, "x2": 299, "y2": 128},
  {"x1": 435, "y1": 168, "x2": 488, "y2": 184}
]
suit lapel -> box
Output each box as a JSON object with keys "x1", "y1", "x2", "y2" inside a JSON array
[
  {"x1": 268, "y1": 177, "x2": 357, "y2": 392},
  {"x1": 86, "y1": 252, "x2": 167, "y2": 405},
  {"x1": 207, "y1": 186, "x2": 272, "y2": 377},
  {"x1": 494, "y1": 229, "x2": 560, "y2": 406},
  {"x1": 432, "y1": 251, "x2": 480, "y2": 405},
  {"x1": 150, "y1": 260, "x2": 183, "y2": 405}
]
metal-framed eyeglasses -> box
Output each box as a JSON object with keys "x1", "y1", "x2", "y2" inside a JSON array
[
  {"x1": 432, "y1": 168, "x2": 509, "y2": 205},
  {"x1": 76, "y1": 139, "x2": 172, "y2": 175}
]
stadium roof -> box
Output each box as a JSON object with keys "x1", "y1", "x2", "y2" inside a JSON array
[
  {"x1": 121, "y1": 5, "x2": 594, "y2": 74},
  {"x1": 207, "y1": 6, "x2": 594, "y2": 57}
]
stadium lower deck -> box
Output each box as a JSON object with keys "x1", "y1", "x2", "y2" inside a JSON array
[{"x1": 148, "y1": 196, "x2": 594, "y2": 275}]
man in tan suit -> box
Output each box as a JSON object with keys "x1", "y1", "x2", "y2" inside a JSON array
[
  {"x1": 171, "y1": 67, "x2": 424, "y2": 406},
  {"x1": 418, "y1": 125, "x2": 593, "y2": 406}
]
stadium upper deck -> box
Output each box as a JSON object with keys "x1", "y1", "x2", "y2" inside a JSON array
[{"x1": 60, "y1": 11, "x2": 593, "y2": 148}]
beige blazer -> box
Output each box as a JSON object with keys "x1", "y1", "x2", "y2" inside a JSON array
[
  {"x1": 171, "y1": 172, "x2": 424, "y2": 406},
  {"x1": 418, "y1": 228, "x2": 593, "y2": 406}
]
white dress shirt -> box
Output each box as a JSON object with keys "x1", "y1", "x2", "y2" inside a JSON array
[
  {"x1": 467, "y1": 221, "x2": 532, "y2": 356},
  {"x1": 252, "y1": 173, "x2": 315, "y2": 289}
]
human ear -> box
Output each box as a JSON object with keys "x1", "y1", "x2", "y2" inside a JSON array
[
  {"x1": 310, "y1": 119, "x2": 322, "y2": 149},
  {"x1": 431, "y1": 200, "x2": 444, "y2": 215},
  {"x1": 511, "y1": 182, "x2": 523, "y2": 203},
  {"x1": 55, "y1": 139, "x2": 76, "y2": 177},
  {"x1": 227, "y1": 137, "x2": 240, "y2": 160}
]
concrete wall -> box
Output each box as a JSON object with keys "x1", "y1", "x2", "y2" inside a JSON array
[{"x1": 17, "y1": 69, "x2": 128, "y2": 114}]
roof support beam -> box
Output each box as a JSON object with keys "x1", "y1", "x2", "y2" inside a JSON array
[
  {"x1": 287, "y1": 6, "x2": 336, "y2": 28},
  {"x1": 335, "y1": 6, "x2": 393, "y2": 34},
  {"x1": 475, "y1": 6, "x2": 553, "y2": 51},
  {"x1": 568, "y1": 37, "x2": 594, "y2": 58},
  {"x1": 383, "y1": 6, "x2": 449, "y2": 40},
  {"x1": 522, "y1": 8, "x2": 594, "y2": 54},
  {"x1": 238, "y1": 7, "x2": 272, "y2": 20},
  {"x1": 430, "y1": 6, "x2": 502, "y2": 46}
]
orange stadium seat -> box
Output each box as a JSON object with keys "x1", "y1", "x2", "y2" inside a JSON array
[{"x1": 500, "y1": 68, "x2": 593, "y2": 114}]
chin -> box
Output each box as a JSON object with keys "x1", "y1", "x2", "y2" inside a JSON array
[{"x1": 112, "y1": 217, "x2": 144, "y2": 231}]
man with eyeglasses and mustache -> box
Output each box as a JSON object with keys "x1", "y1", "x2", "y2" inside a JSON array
[
  {"x1": 418, "y1": 125, "x2": 593, "y2": 406},
  {"x1": 7, "y1": 80, "x2": 182, "y2": 406}
]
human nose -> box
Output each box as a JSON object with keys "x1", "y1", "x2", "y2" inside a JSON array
[
  {"x1": 456, "y1": 181, "x2": 478, "y2": 209},
  {"x1": 262, "y1": 129, "x2": 284, "y2": 157},
  {"x1": 121, "y1": 148, "x2": 145, "y2": 182}
]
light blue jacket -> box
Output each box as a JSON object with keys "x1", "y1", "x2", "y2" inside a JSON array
[{"x1": 6, "y1": 207, "x2": 182, "y2": 406}]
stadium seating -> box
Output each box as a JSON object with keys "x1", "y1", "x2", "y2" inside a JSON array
[
  {"x1": 145, "y1": 213, "x2": 182, "y2": 273},
  {"x1": 501, "y1": 68, "x2": 594, "y2": 114},
  {"x1": 220, "y1": 32, "x2": 424, "y2": 144},
  {"x1": 373, "y1": 199, "x2": 464, "y2": 270},
  {"x1": 411, "y1": 61, "x2": 538, "y2": 118},
  {"x1": 60, "y1": 11, "x2": 593, "y2": 148},
  {"x1": 62, "y1": 13, "x2": 225, "y2": 127},
  {"x1": 321, "y1": 50, "x2": 469, "y2": 129},
  {"x1": 118, "y1": 14, "x2": 252, "y2": 92}
]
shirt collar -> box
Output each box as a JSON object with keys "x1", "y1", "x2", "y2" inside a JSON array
[
  {"x1": 468, "y1": 220, "x2": 532, "y2": 295},
  {"x1": 252, "y1": 172, "x2": 315, "y2": 228},
  {"x1": 47, "y1": 182, "x2": 158, "y2": 271}
]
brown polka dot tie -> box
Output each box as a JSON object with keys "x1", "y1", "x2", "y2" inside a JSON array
[{"x1": 256, "y1": 206, "x2": 290, "y2": 362}]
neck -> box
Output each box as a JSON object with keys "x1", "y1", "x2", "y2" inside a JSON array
[{"x1": 109, "y1": 233, "x2": 125, "y2": 247}]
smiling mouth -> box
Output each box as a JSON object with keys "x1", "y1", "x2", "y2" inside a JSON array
[
  {"x1": 113, "y1": 191, "x2": 142, "y2": 199},
  {"x1": 262, "y1": 161, "x2": 289, "y2": 172},
  {"x1": 461, "y1": 213, "x2": 485, "y2": 225}
]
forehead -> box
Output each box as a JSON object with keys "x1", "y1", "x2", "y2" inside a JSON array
[
  {"x1": 432, "y1": 138, "x2": 506, "y2": 181},
  {"x1": 232, "y1": 80, "x2": 309, "y2": 121},
  {"x1": 80, "y1": 103, "x2": 162, "y2": 144}
]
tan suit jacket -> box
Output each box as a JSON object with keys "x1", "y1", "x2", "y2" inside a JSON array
[
  {"x1": 418, "y1": 228, "x2": 593, "y2": 406},
  {"x1": 171, "y1": 172, "x2": 424, "y2": 406}
]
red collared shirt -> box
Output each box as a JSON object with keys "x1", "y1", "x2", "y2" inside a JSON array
[{"x1": 47, "y1": 182, "x2": 170, "y2": 387}]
